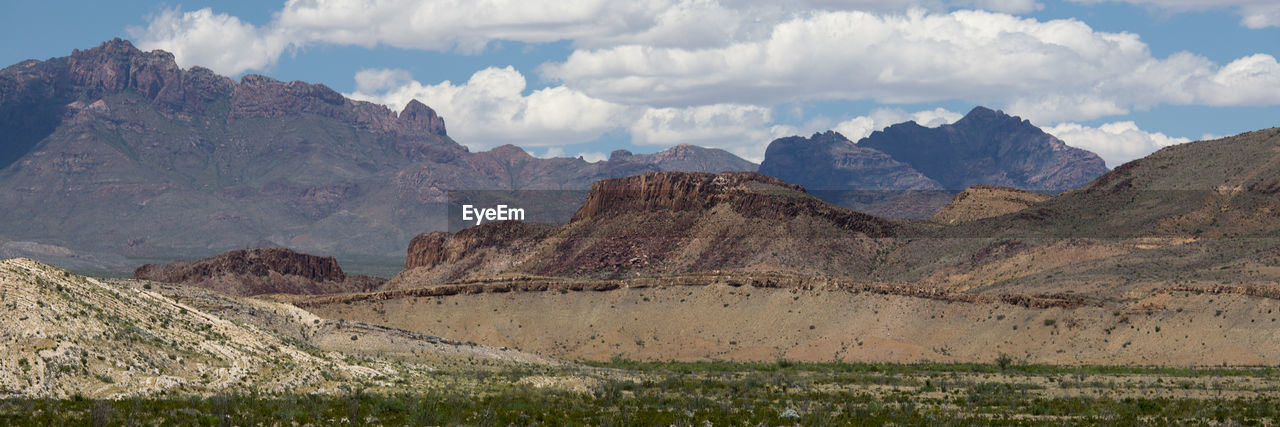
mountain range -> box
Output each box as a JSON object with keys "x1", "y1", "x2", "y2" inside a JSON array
[
  {"x1": 279, "y1": 126, "x2": 1280, "y2": 364},
  {"x1": 758, "y1": 108, "x2": 1108, "y2": 216},
  {"x1": 0, "y1": 39, "x2": 755, "y2": 263},
  {"x1": 0, "y1": 39, "x2": 1108, "y2": 271}
]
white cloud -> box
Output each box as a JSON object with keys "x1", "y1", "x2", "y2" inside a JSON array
[
  {"x1": 131, "y1": 1, "x2": 1057, "y2": 76},
  {"x1": 832, "y1": 107, "x2": 963, "y2": 140},
  {"x1": 956, "y1": 0, "x2": 1043, "y2": 14},
  {"x1": 127, "y1": 8, "x2": 291, "y2": 75},
  {"x1": 537, "y1": 147, "x2": 567, "y2": 158},
  {"x1": 347, "y1": 67, "x2": 628, "y2": 150},
  {"x1": 352, "y1": 68, "x2": 414, "y2": 93},
  {"x1": 1045, "y1": 121, "x2": 1191, "y2": 167},
  {"x1": 1069, "y1": 0, "x2": 1280, "y2": 29},
  {"x1": 542, "y1": 9, "x2": 1280, "y2": 123},
  {"x1": 628, "y1": 104, "x2": 794, "y2": 162}
]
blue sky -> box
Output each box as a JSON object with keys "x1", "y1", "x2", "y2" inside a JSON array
[{"x1": 3, "y1": 0, "x2": 1278, "y2": 166}]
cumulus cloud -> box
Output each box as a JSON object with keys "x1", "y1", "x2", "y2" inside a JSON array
[
  {"x1": 1045, "y1": 121, "x2": 1192, "y2": 167},
  {"x1": 127, "y1": 8, "x2": 292, "y2": 75},
  {"x1": 628, "y1": 104, "x2": 797, "y2": 162},
  {"x1": 126, "y1": 1, "x2": 1277, "y2": 161},
  {"x1": 347, "y1": 67, "x2": 628, "y2": 150},
  {"x1": 542, "y1": 9, "x2": 1280, "y2": 123},
  {"x1": 832, "y1": 108, "x2": 964, "y2": 140},
  {"x1": 130, "y1": 0, "x2": 1059, "y2": 76},
  {"x1": 1069, "y1": 0, "x2": 1280, "y2": 29}
]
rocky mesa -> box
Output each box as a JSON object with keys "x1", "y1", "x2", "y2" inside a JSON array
[{"x1": 134, "y1": 248, "x2": 385, "y2": 296}]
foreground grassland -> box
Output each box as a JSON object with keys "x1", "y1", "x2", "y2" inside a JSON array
[{"x1": 3, "y1": 361, "x2": 1278, "y2": 425}]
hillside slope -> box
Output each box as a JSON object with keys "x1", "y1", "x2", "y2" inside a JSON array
[{"x1": 0, "y1": 258, "x2": 553, "y2": 398}]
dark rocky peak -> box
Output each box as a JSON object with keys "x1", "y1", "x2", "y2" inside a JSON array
[
  {"x1": 859, "y1": 106, "x2": 1107, "y2": 191},
  {"x1": 808, "y1": 130, "x2": 851, "y2": 144},
  {"x1": 398, "y1": 99, "x2": 447, "y2": 136},
  {"x1": 759, "y1": 130, "x2": 941, "y2": 192},
  {"x1": 763, "y1": 131, "x2": 854, "y2": 157},
  {"x1": 609, "y1": 149, "x2": 634, "y2": 161},
  {"x1": 63, "y1": 38, "x2": 229, "y2": 111},
  {"x1": 953, "y1": 106, "x2": 1004, "y2": 126}
]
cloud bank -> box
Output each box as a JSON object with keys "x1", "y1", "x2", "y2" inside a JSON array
[{"x1": 130, "y1": 1, "x2": 1267, "y2": 163}]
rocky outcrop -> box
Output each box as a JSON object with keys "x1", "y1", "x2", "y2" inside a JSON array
[
  {"x1": 572, "y1": 172, "x2": 798, "y2": 220},
  {"x1": 570, "y1": 171, "x2": 900, "y2": 237},
  {"x1": 64, "y1": 39, "x2": 234, "y2": 113},
  {"x1": 930, "y1": 185, "x2": 1051, "y2": 224},
  {"x1": 404, "y1": 221, "x2": 555, "y2": 270},
  {"x1": 134, "y1": 248, "x2": 384, "y2": 296},
  {"x1": 390, "y1": 221, "x2": 556, "y2": 288}
]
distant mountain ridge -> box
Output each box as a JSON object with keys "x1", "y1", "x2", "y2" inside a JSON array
[
  {"x1": 0, "y1": 39, "x2": 757, "y2": 265},
  {"x1": 757, "y1": 107, "x2": 1109, "y2": 217},
  {"x1": 860, "y1": 107, "x2": 1108, "y2": 191}
]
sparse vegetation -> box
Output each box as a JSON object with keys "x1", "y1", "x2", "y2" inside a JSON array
[{"x1": 5, "y1": 360, "x2": 1280, "y2": 424}]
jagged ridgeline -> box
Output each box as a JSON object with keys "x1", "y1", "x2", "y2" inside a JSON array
[{"x1": 0, "y1": 39, "x2": 757, "y2": 265}]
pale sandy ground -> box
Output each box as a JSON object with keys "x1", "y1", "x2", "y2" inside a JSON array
[{"x1": 307, "y1": 283, "x2": 1280, "y2": 366}]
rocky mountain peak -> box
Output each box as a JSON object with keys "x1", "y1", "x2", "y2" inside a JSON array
[
  {"x1": 953, "y1": 106, "x2": 1003, "y2": 125},
  {"x1": 859, "y1": 106, "x2": 1107, "y2": 191},
  {"x1": 398, "y1": 99, "x2": 447, "y2": 136},
  {"x1": 609, "y1": 149, "x2": 634, "y2": 160}
]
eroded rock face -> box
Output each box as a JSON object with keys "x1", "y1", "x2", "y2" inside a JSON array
[
  {"x1": 65, "y1": 39, "x2": 233, "y2": 114},
  {"x1": 134, "y1": 248, "x2": 384, "y2": 296},
  {"x1": 572, "y1": 172, "x2": 799, "y2": 221},
  {"x1": 404, "y1": 221, "x2": 557, "y2": 270}
]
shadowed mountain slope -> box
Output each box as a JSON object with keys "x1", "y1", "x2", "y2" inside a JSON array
[{"x1": 757, "y1": 108, "x2": 1107, "y2": 217}]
